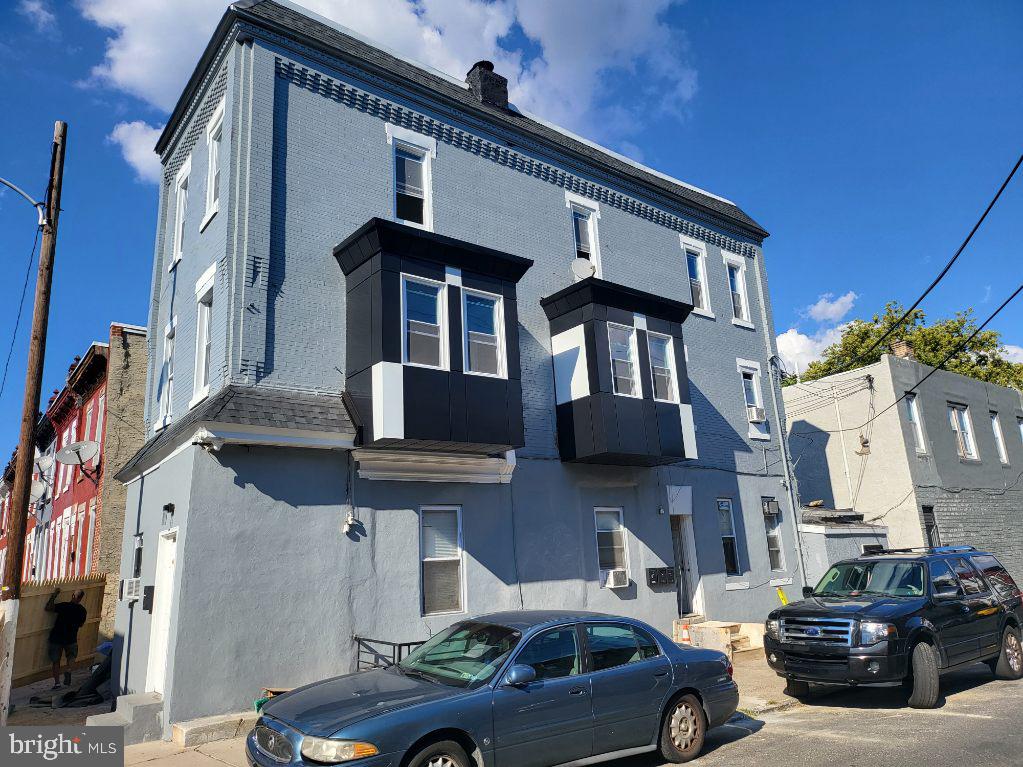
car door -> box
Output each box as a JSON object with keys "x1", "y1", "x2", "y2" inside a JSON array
[
  {"x1": 950, "y1": 557, "x2": 1002, "y2": 659},
  {"x1": 929, "y1": 558, "x2": 978, "y2": 666},
  {"x1": 491, "y1": 625, "x2": 593, "y2": 767},
  {"x1": 585, "y1": 622, "x2": 673, "y2": 756}
]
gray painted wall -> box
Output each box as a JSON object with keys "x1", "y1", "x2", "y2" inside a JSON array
[{"x1": 799, "y1": 525, "x2": 890, "y2": 585}]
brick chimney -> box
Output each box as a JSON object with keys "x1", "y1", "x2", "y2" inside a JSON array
[
  {"x1": 890, "y1": 339, "x2": 915, "y2": 360},
  {"x1": 466, "y1": 60, "x2": 508, "y2": 109}
]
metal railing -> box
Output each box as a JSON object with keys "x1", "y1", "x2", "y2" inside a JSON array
[{"x1": 354, "y1": 635, "x2": 426, "y2": 670}]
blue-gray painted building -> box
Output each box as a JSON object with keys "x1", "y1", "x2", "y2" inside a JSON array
[{"x1": 109, "y1": 0, "x2": 804, "y2": 734}]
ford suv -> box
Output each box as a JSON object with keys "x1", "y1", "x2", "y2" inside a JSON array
[{"x1": 764, "y1": 546, "x2": 1023, "y2": 708}]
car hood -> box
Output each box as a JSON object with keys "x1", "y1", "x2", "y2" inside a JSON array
[
  {"x1": 262, "y1": 667, "x2": 465, "y2": 738},
  {"x1": 781, "y1": 595, "x2": 925, "y2": 621}
]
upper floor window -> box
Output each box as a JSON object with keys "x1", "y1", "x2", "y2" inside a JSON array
[
  {"x1": 990, "y1": 412, "x2": 1009, "y2": 464},
  {"x1": 403, "y1": 276, "x2": 446, "y2": 369},
  {"x1": 565, "y1": 192, "x2": 601, "y2": 277},
  {"x1": 420, "y1": 506, "x2": 462, "y2": 615},
  {"x1": 192, "y1": 264, "x2": 215, "y2": 406},
  {"x1": 158, "y1": 320, "x2": 176, "y2": 427},
  {"x1": 717, "y1": 498, "x2": 740, "y2": 576},
  {"x1": 723, "y1": 252, "x2": 752, "y2": 327},
  {"x1": 203, "y1": 101, "x2": 224, "y2": 227},
  {"x1": 171, "y1": 159, "x2": 190, "y2": 268},
  {"x1": 763, "y1": 498, "x2": 785, "y2": 571},
  {"x1": 905, "y1": 393, "x2": 925, "y2": 452},
  {"x1": 594, "y1": 507, "x2": 628, "y2": 578},
  {"x1": 607, "y1": 323, "x2": 639, "y2": 397},
  {"x1": 948, "y1": 403, "x2": 978, "y2": 460},
  {"x1": 681, "y1": 237, "x2": 710, "y2": 315},
  {"x1": 1019, "y1": 418, "x2": 1023, "y2": 449},
  {"x1": 741, "y1": 369, "x2": 764, "y2": 422},
  {"x1": 647, "y1": 332, "x2": 677, "y2": 402},
  {"x1": 463, "y1": 289, "x2": 503, "y2": 377},
  {"x1": 394, "y1": 144, "x2": 430, "y2": 228}
]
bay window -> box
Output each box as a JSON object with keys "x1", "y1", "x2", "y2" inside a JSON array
[
  {"x1": 463, "y1": 289, "x2": 503, "y2": 376},
  {"x1": 403, "y1": 276, "x2": 446, "y2": 369},
  {"x1": 608, "y1": 323, "x2": 638, "y2": 397},
  {"x1": 647, "y1": 332, "x2": 677, "y2": 402}
]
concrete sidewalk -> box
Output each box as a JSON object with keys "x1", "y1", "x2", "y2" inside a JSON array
[{"x1": 731, "y1": 647, "x2": 801, "y2": 715}]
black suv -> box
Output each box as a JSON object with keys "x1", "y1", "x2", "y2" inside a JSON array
[{"x1": 764, "y1": 546, "x2": 1023, "y2": 708}]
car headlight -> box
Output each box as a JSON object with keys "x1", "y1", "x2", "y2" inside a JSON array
[
  {"x1": 859, "y1": 622, "x2": 896, "y2": 645},
  {"x1": 300, "y1": 737, "x2": 379, "y2": 763},
  {"x1": 765, "y1": 618, "x2": 780, "y2": 639}
]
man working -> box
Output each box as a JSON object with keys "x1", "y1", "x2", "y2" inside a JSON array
[{"x1": 45, "y1": 588, "x2": 87, "y2": 689}]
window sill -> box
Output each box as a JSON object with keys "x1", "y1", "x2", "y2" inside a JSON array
[
  {"x1": 691, "y1": 307, "x2": 715, "y2": 320},
  {"x1": 731, "y1": 317, "x2": 755, "y2": 330},
  {"x1": 769, "y1": 576, "x2": 793, "y2": 587},
  {"x1": 199, "y1": 205, "x2": 218, "y2": 232},
  {"x1": 748, "y1": 430, "x2": 771, "y2": 442},
  {"x1": 959, "y1": 457, "x2": 981, "y2": 465},
  {"x1": 189, "y1": 389, "x2": 210, "y2": 410},
  {"x1": 422, "y1": 608, "x2": 466, "y2": 618},
  {"x1": 395, "y1": 216, "x2": 433, "y2": 233},
  {"x1": 403, "y1": 360, "x2": 449, "y2": 372},
  {"x1": 153, "y1": 417, "x2": 171, "y2": 434},
  {"x1": 611, "y1": 391, "x2": 643, "y2": 400},
  {"x1": 168, "y1": 255, "x2": 182, "y2": 273},
  {"x1": 463, "y1": 369, "x2": 507, "y2": 380},
  {"x1": 725, "y1": 581, "x2": 750, "y2": 591}
]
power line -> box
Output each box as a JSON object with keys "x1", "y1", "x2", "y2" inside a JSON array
[
  {"x1": 832, "y1": 153, "x2": 1022, "y2": 375},
  {"x1": 0, "y1": 226, "x2": 42, "y2": 401}
]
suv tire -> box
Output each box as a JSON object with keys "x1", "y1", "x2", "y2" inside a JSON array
[
  {"x1": 658, "y1": 693, "x2": 706, "y2": 763},
  {"x1": 784, "y1": 679, "x2": 810, "y2": 698},
  {"x1": 406, "y1": 740, "x2": 471, "y2": 767},
  {"x1": 907, "y1": 641, "x2": 940, "y2": 709},
  {"x1": 991, "y1": 625, "x2": 1023, "y2": 680}
]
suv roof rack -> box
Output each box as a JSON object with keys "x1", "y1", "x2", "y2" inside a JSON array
[{"x1": 860, "y1": 545, "x2": 977, "y2": 557}]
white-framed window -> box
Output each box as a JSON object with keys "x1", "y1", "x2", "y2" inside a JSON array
[
  {"x1": 170, "y1": 158, "x2": 190, "y2": 268},
  {"x1": 402, "y1": 275, "x2": 447, "y2": 369},
  {"x1": 607, "y1": 323, "x2": 639, "y2": 397},
  {"x1": 722, "y1": 252, "x2": 752, "y2": 327},
  {"x1": 647, "y1": 332, "x2": 677, "y2": 403},
  {"x1": 905, "y1": 393, "x2": 925, "y2": 452},
  {"x1": 948, "y1": 403, "x2": 978, "y2": 460},
  {"x1": 158, "y1": 319, "x2": 176, "y2": 427},
  {"x1": 763, "y1": 498, "x2": 785, "y2": 571},
  {"x1": 393, "y1": 143, "x2": 431, "y2": 229},
  {"x1": 64, "y1": 420, "x2": 77, "y2": 490},
  {"x1": 462, "y1": 288, "x2": 504, "y2": 377},
  {"x1": 420, "y1": 506, "x2": 463, "y2": 615},
  {"x1": 192, "y1": 286, "x2": 214, "y2": 405},
  {"x1": 717, "y1": 498, "x2": 740, "y2": 576},
  {"x1": 594, "y1": 507, "x2": 629, "y2": 578},
  {"x1": 202, "y1": 100, "x2": 224, "y2": 229},
  {"x1": 991, "y1": 412, "x2": 1009, "y2": 465},
  {"x1": 737, "y1": 359, "x2": 769, "y2": 440},
  {"x1": 681, "y1": 236, "x2": 711, "y2": 316},
  {"x1": 566, "y1": 191, "x2": 601, "y2": 277}
]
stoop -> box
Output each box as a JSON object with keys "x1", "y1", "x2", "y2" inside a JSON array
[
  {"x1": 172, "y1": 710, "x2": 259, "y2": 747},
  {"x1": 87, "y1": 692, "x2": 163, "y2": 745}
]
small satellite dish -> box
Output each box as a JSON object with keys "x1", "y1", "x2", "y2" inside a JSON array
[
  {"x1": 30, "y1": 480, "x2": 46, "y2": 503},
  {"x1": 571, "y1": 258, "x2": 596, "y2": 280},
  {"x1": 35, "y1": 454, "x2": 54, "y2": 473},
  {"x1": 55, "y1": 440, "x2": 99, "y2": 466}
]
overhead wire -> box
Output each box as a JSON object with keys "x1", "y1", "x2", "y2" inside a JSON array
[{"x1": 0, "y1": 225, "x2": 42, "y2": 401}]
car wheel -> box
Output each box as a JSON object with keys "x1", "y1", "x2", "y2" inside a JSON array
[
  {"x1": 907, "y1": 642, "x2": 940, "y2": 709},
  {"x1": 658, "y1": 693, "x2": 706, "y2": 763},
  {"x1": 993, "y1": 626, "x2": 1023, "y2": 680},
  {"x1": 784, "y1": 679, "x2": 810, "y2": 698},
  {"x1": 406, "y1": 740, "x2": 471, "y2": 767}
]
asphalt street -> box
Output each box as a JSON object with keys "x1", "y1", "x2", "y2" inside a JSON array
[{"x1": 618, "y1": 663, "x2": 1022, "y2": 767}]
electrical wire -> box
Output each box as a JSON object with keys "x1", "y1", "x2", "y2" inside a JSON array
[
  {"x1": 831, "y1": 153, "x2": 1022, "y2": 375},
  {"x1": 0, "y1": 225, "x2": 42, "y2": 401}
]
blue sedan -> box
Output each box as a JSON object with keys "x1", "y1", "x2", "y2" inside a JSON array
[{"x1": 247, "y1": 610, "x2": 737, "y2": 767}]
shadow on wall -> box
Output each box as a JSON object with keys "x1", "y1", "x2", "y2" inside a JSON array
[
  {"x1": 260, "y1": 75, "x2": 290, "y2": 382},
  {"x1": 789, "y1": 421, "x2": 836, "y2": 508}
]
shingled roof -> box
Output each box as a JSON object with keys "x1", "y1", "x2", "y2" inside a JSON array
[
  {"x1": 114, "y1": 385, "x2": 356, "y2": 482},
  {"x1": 156, "y1": 0, "x2": 768, "y2": 241}
]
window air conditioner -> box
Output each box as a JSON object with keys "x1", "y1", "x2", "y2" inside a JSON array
[
  {"x1": 604, "y1": 569, "x2": 629, "y2": 589},
  {"x1": 747, "y1": 406, "x2": 767, "y2": 423},
  {"x1": 124, "y1": 577, "x2": 142, "y2": 602}
]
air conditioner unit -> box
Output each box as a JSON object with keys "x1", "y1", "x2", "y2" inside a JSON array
[
  {"x1": 604, "y1": 569, "x2": 629, "y2": 589},
  {"x1": 763, "y1": 499, "x2": 781, "y2": 515},
  {"x1": 747, "y1": 406, "x2": 767, "y2": 423},
  {"x1": 124, "y1": 577, "x2": 142, "y2": 602}
]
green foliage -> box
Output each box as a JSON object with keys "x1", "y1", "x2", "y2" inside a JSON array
[{"x1": 793, "y1": 302, "x2": 1023, "y2": 389}]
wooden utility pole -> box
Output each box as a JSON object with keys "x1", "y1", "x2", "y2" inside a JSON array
[{"x1": 0, "y1": 120, "x2": 67, "y2": 725}]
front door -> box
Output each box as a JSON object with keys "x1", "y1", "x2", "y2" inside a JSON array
[
  {"x1": 492, "y1": 625, "x2": 592, "y2": 767},
  {"x1": 670, "y1": 516, "x2": 691, "y2": 617},
  {"x1": 146, "y1": 529, "x2": 178, "y2": 694}
]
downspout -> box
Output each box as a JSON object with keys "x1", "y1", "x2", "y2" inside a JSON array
[{"x1": 832, "y1": 383, "x2": 855, "y2": 505}]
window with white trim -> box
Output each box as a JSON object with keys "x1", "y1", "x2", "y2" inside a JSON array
[
  {"x1": 905, "y1": 393, "x2": 925, "y2": 452},
  {"x1": 394, "y1": 143, "x2": 430, "y2": 228},
  {"x1": 991, "y1": 412, "x2": 1009, "y2": 464},
  {"x1": 572, "y1": 206, "x2": 596, "y2": 262},
  {"x1": 741, "y1": 370, "x2": 762, "y2": 416},
  {"x1": 204, "y1": 102, "x2": 224, "y2": 223},
  {"x1": 594, "y1": 507, "x2": 628, "y2": 575},
  {"x1": 723, "y1": 253, "x2": 751, "y2": 325},
  {"x1": 717, "y1": 499, "x2": 740, "y2": 576},
  {"x1": 193, "y1": 289, "x2": 213, "y2": 402},
  {"x1": 420, "y1": 506, "x2": 463, "y2": 615},
  {"x1": 763, "y1": 498, "x2": 785, "y2": 571},
  {"x1": 403, "y1": 276, "x2": 446, "y2": 369},
  {"x1": 1019, "y1": 418, "x2": 1023, "y2": 450},
  {"x1": 647, "y1": 332, "x2": 677, "y2": 402},
  {"x1": 682, "y1": 237, "x2": 710, "y2": 314},
  {"x1": 462, "y1": 289, "x2": 503, "y2": 377},
  {"x1": 170, "y1": 160, "x2": 189, "y2": 267},
  {"x1": 607, "y1": 323, "x2": 639, "y2": 397},
  {"x1": 948, "y1": 404, "x2": 978, "y2": 460},
  {"x1": 158, "y1": 322, "x2": 175, "y2": 426}
]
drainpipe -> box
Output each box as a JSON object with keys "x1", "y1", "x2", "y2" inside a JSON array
[{"x1": 832, "y1": 383, "x2": 855, "y2": 505}]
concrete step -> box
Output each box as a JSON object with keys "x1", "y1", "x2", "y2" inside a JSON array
[
  {"x1": 172, "y1": 711, "x2": 259, "y2": 747},
  {"x1": 87, "y1": 692, "x2": 164, "y2": 746},
  {"x1": 730, "y1": 635, "x2": 752, "y2": 652}
]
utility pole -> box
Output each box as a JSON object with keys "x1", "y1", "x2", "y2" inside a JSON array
[{"x1": 0, "y1": 120, "x2": 67, "y2": 726}]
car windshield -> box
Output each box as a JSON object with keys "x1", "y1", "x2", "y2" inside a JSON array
[
  {"x1": 813, "y1": 560, "x2": 925, "y2": 598},
  {"x1": 398, "y1": 621, "x2": 521, "y2": 689}
]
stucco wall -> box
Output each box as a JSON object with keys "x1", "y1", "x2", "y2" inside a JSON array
[{"x1": 799, "y1": 526, "x2": 890, "y2": 584}]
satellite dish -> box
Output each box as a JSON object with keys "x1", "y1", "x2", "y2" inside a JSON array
[
  {"x1": 30, "y1": 480, "x2": 46, "y2": 503},
  {"x1": 35, "y1": 454, "x2": 54, "y2": 473},
  {"x1": 55, "y1": 440, "x2": 99, "y2": 466},
  {"x1": 571, "y1": 258, "x2": 596, "y2": 280}
]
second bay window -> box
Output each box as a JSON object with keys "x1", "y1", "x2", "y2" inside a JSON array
[
  {"x1": 608, "y1": 323, "x2": 639, "y2": 397},
  {"x1": 463, "y1": 289, "x2": 503, "y2": 376},
  {"x1": 403, "y1": 276, "x2": 446, "y2": 369},
  {"x1": 647, "y1": 332, "x2": 677, "y2": 402}
]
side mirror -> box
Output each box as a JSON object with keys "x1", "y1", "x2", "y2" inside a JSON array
[
  {"x1": 503, "y1": 664, "x2": 537, "y2": 687},
  {"x1": 802, "y1": 586, "x2": 814, "y2": 599},
  {"x1": 933, "y1": 587, "x2": 961, "y2": 601}
]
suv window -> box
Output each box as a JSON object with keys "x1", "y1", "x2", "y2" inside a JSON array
[
  {"x1": 970, "y1": 554, "x2": 1020, "y2": 599},
  {"x1": 950, "y1": 557, "x2": 985, "y2": 595},
  {"x1": 515, "y1": 627, "x2": 580, "y2": 680},
  {"x1": 929, "y1": 560, "x2": 961, "y2": 596},
  {"x1": 586, "y1": 623, "x2": 652, "y2": 671}
]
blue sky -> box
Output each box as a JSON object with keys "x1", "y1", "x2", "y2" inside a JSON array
[{"x1": 1, "y1": 0, "x2": 1021, "y2": 452}]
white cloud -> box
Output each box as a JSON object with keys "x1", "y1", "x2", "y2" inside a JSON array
[
  {"x1": 776, "y1": 325, "x2": 846, "y2": 377},
  {"x1": 18, "y1": 0, "x2": 57, "y2": 32},
  {"x1": 1003, "y1": 344, "x2": 1023, "y2": 363},
  {"x1": 806, "y1": 291, "x2": 857, "y2": 323},
  {"x1": 107, "y1": 121, "x2": 165, "y2": 183},
  {"x1": 77, "y1": 0, "x2": 694, "y2": 147}
]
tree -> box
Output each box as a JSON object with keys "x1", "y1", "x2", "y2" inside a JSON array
[{"x1": 787, "y1": 302, "x2": 1023, "y2": 390}]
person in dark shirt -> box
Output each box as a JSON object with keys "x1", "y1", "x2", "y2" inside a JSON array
[{"x1": 45, "y1": 588, "x2": 87, "y2": 690}]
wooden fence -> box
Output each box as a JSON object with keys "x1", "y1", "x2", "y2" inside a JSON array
[{"x1": 11, "y1": 575, "x2": 107, "y2": 688}]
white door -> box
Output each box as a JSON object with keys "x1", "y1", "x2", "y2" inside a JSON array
[
  {"x1": 667, "y1": 485, "x2": 706, "y2": 616},
  {"x1": 146, "y1": 529, "x2": 178, "y2": 695}
]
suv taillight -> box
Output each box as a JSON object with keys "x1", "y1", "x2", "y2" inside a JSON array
[{"x1": 725, "y1": 659, "x2": 733, "y2": 679}]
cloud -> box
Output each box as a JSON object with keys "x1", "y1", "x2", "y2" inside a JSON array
[
  {"x1": 1003, "y1": 344, "x2": 1023, "y2": 363},
  {"x1": 107, "y1": 121, "x2": 165, "y2": 183},
  {"x1": 18, "y1": 0, "x2": 57, "y2": 33},
  {"x1": 806, "y1": 291, "x2": 857, "y2": 323},
  {"x1": 77, "y1": 0, "x2": 695, "y2": 149},
  {"x1": 777, "y1": 325, "x2": 847, "y2": 377}
]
